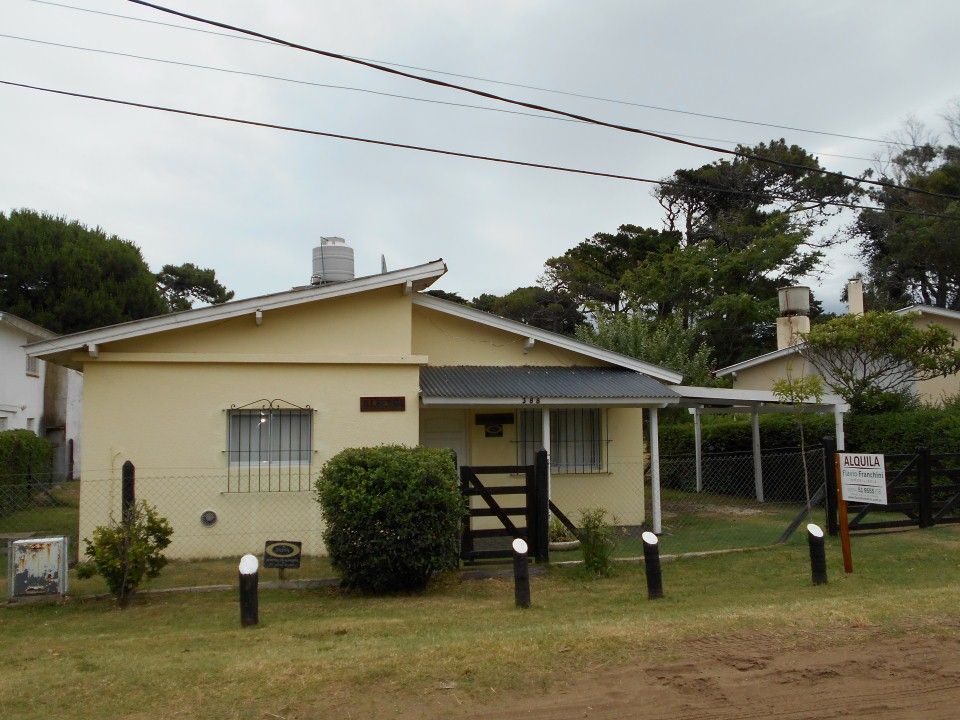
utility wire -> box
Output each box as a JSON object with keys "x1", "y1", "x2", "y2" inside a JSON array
[
  {"x1": 29, "y1": 0, "x2": 919, "y2": 150},
  {"x1": 0, "y1": 32, "x2": 878, "y2": 164},
  {"x1": 124, "y1": 0, "x2": 960, "y2": 202},
  {"x1": 2, "y1": 79, "x2": 955, "y2": 221}
]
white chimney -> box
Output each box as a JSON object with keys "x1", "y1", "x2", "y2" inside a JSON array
[
  {"x1": 847, "y1": 278, "x2": 864, "y2": 316},
  {"x1": 776, "y1": 286, "x2": 811, "y2": 350}
]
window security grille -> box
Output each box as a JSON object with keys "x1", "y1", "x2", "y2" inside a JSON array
[
  {"x1": 516, "y1": 408, "x2": 606, "y2": 474},
  {"x1": 226, "y1": 400, "x2": 313, "y2": 492}
]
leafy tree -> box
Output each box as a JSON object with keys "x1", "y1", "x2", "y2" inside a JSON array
[
  {"x1": 156, "y1": 263, "x2": 234, "y2": 312},
  {"x1": 575, "y1": 313, "x2": 713, "y2": 385},
  {"x1": 0, "y1": 209, "x2": 234, "y2": 333},
  {"x1": 546, "y1": 141, "x2": 854, "y2": 366},
  {"x1": 854, "y1": 139, "x2": 960, "y2": 310},
  {"x1": 772, "y1": 373, "x2": 824, "y2": 510},
  {"x1": 472, "y1": 286, "x2": 584, "y2": 336},
  {"x1": 0, "y1": 209, "x2": 166, "y2": 333},
  {"x1": 542, "y1": 226, "x2": 678, "y2": 314},
  {"x1": 800, "y1": 311, "x2": 960, "y2": 412},
  {"x1": 424, "y1": 289, "x2": 469, "y2": 304}
]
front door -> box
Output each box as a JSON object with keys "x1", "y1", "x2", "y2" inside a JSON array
[{"x1": 419, "y1": 409, "x2": 468, "y2": 468}]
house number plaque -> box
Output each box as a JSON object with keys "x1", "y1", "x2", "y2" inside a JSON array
[{"x1": 360, "y1": 396, "x2": 406, "y2": 412}]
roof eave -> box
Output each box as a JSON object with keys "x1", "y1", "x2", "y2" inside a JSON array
[
  {"x1": 27, "y1": 260, "x2": 447, "y2": 360},
  {"x1": 420, "y1": 396, "x2": 677, "y2": 407}
]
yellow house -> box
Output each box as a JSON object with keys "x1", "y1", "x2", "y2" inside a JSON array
[
  {"x1": 28, "y1": 255, "x2": 690, "y2": 559},
  {"x1": 718, "y1": 302, "x2": 960, "y2": 405}
]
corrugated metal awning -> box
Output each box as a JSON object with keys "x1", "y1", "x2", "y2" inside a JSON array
[{"x1": 420, "y1": 365, "x2": 679, "y2": 405}]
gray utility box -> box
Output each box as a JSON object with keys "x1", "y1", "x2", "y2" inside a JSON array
[{"x1": 7, "y1": 536, "x2": 69, "y2": 601}]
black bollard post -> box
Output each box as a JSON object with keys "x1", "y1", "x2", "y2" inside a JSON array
[
  {"x1": 238, "y1": 554, "x2": 259, "y2": 626},
  {"x1": 121, "y1": 461, "x2": 135, "y2": 524},
  {"x1": 806, "y1": 523, "x2": 828, "y2": 585},
  {"x1": 512, "y1": 538, "x2": 531, "y2": 609},
  {"x1": 642, "y1": 531, "x2": 664, "y2": 600}
]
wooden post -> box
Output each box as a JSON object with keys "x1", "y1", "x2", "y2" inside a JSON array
[
  {"x1": 238, "y1": 554, "x2": 259, "y2": 626},
  {"x1": 806, "y1": 523, "x2": 828, "y2": 585},
  {"x1": 533, "y1": 449, "x2": 550, "y2": 563},
  {"x1": 459, "y1": 465, "x2": 474, "y2": 561},
  {"x1": 121, "y1": 460, "x2": 135, "y2": 523},
  {"x1": 512, "y1": 538, "x2": 531, "y2": 608},
  {"x1": 834, "y1": 453, "x2": 853, "y2": 574},
  {"x1": 918, "y1": 447, "x2": 933, "y2": 529},
  {"x1": 641, "y1": 531, "x2": 664, "y2": 599},
  {"x1": 822, "y1": 435, "x2": 839, "y2": 536}
]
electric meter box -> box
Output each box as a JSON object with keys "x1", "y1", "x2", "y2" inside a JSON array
[{"x1": 7, "y1": 536, "x2": 69, "y2": 600}]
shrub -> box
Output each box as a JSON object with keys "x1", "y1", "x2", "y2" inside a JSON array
[
  {"x1": 0, "y1": 430, "x2": 54, "y2": 515},
  {"x1": 75, "y1": 500, "x2": 173, "y2": 607},
  {"x1": 315, "y1": 445, "x2": 465, "y2": 593},
  {"x1": 579, "y1": 508, "x2": 617, "y2": 577}
]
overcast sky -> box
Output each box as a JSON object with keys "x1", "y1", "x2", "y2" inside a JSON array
[{"x1": 3, "y1": 1, "x2": 959, "y2": 313}]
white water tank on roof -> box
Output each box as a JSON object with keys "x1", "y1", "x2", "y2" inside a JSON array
[{"x1": 311, "y1": 237, "x2": 355, "y2": 285}]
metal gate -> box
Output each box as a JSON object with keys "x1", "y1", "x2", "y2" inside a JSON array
[{"x1": 459, "y1": 449, "x2": 549, "y2": 563}]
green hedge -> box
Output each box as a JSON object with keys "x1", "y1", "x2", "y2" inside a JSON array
[
  {"x1": 658, "y1": 406, "x2": 960, "y2": 457},
  {"x1": 0, "y1": 429, "x2": 53, "y2": 479},
  {"x1": 315, "y1": 445, "x2": 465, "y2": 593},
  {"x1": 0, "y1": 429, "x2": 54, "y2": 515}
]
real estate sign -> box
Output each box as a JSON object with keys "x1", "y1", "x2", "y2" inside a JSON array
[{"x1": 838, "y1": 453, "x2": 888, "y2": 505}]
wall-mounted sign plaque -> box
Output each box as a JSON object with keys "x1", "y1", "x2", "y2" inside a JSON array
[{"x1": 360, "y1": 396, "x2": 406, "y2": 412}]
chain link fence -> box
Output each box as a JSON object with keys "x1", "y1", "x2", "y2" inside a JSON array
[{"x1": 2, "y1": 446, "x2": 827, "y2": 591}]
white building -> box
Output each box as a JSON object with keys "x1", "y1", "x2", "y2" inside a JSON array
[{"x1": 0, "y1": 312, "x2": 82, "y2": 478}]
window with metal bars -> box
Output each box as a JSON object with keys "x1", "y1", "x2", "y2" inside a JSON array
[
  {"x1": 227, "y1": 409, "x2": 312, "y2": 465},
  {"x1": 516, "y1": 408, "x2": 605, "y2": 473}
]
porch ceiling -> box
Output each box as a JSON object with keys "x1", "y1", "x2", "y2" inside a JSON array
[{"x1": 419, "y1": 365, "x2": 679, "y2": 406}]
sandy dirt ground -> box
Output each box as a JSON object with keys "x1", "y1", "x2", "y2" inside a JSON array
[{"x1": 423, "y1": 630, "x2": 960, "y2": 720}]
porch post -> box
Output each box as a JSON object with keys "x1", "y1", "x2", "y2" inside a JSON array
[
  {"x1": 833, "y1": 406, "x2": 845, "y2": 451},
  {"x1": 693, "y1": 407, "x2": 703, "y2": 493},
  {"x1": 751, "y1": 408, "x2": 764, "y2": 503},
  {"x1": 649, "y1": 406, "x2": 662, "y2": 534},
  {"x1": 541, "y1": 407, "x2": 551, "y2": 501}
]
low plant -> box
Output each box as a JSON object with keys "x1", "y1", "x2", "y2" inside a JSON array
[
  {"x1": 315, "y1": 445, "x2": 465, "y2": 593},
  {"x1": 549, "y1": 516, "x2": 576, "y2": 543},
  {"x1": 578, "y1": 507, "x2": 618, "y2": 577},
  {"x1": 76, "y1": 500, "x2": 173, "y2": 607}
]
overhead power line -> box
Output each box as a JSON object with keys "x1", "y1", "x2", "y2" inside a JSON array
[
  {"x1": 30, "y1": 0, "x2": 918, "y2": 150},
  {"x1": 123, "y1": 0, "x2": 960, "y2": 202},
  {"x1": 2, "y1": 79, "x2": 955, "y2": 221},
  {"x1": 0, "y1": 32, "x2": 878, "y2": 164}
]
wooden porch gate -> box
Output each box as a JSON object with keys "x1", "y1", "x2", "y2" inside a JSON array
[{"x1": 460, "y1": 449, "x2": 549, "y2": 563}]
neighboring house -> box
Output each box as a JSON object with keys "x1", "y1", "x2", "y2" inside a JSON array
[
  {"x1": 27, "y1": 242, "x2": 845, "y2": 559},
  {"x1": 0, "y1": 311, "x2": 83, "y2": 478},
  {"x1": 716, "y1": 280, "x2": 960, "y2": 404}
]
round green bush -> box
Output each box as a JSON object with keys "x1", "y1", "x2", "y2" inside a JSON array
[{"x1": 315, "y1": 445, "x2": 465, "y2": 593}]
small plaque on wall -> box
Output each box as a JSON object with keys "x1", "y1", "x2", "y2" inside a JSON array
[{"x1": 360, "y1": 396, "x2": 406, "y2": 412}]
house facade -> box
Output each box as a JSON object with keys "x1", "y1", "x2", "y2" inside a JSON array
[
  {"x1": 717, "y1": 281, "x2": 960, "y2": 405},
  {"x1": 1, "y1": 312, "x2": 82, "y2": 478},
  {"x1": 28, "y1": 257, "x2": 686, "y2": 559}
]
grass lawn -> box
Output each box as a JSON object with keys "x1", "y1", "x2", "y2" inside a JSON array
[{"x1": 2, "y1": 526, "x2": 959, "y2": 720}]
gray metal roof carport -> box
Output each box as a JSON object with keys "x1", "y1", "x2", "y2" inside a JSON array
[{"x1": 419, "y1": 367, "x2": 848, "y2": 535}]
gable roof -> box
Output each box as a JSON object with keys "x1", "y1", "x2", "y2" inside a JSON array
[
  {"x1": 0, "y1": 312, "x2": 58, "y2": 342},
  {"x1": 715, "y1": 303, "x2": 960, "y2": 377},
  {"x1": 412, "y1": 294, "x2": 684, "y2": 383},
  {"x1": 27, "y1": 260, "x2": 446, "y2": 361}
]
